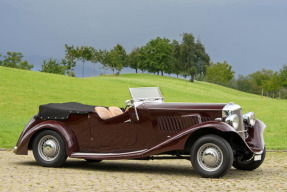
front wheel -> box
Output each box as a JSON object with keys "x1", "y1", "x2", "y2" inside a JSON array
[
  {"x1": 233, "y1": 147, "x2": 266, "y2": 171},
  {"x1": 190, "y1": 135, "x2": 233, "y2": 178},
  {"x1": 32, "y1": 130, "x2": 67, "y2": 167}
]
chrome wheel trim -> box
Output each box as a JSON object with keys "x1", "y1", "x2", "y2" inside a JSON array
[
  {"x1": 38, "y1": 135, "x2": 60, "y2": 161},
  {"x1": 197, "y1": 143, "x2": 224, "y2": 172}
]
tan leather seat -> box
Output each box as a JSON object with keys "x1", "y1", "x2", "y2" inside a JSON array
[
  {"x1": 95, "y1": 107, "x2": 112, "y2": 119},
  {"x1": 109, "y1": 106, "x2": 123, "y2": 117}
]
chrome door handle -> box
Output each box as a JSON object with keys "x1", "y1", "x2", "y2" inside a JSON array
[{"x1": 124, "y1": 119, "x2": 131, "y2": 123}]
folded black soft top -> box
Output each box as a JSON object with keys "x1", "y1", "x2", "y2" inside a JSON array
[{"x1": 37, "y1": 102, "x2": 96, "y2": 120}]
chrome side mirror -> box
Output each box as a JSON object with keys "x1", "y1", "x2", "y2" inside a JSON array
[{"x1": 125, "y1": 100, "x2": 132, "y2": 108}]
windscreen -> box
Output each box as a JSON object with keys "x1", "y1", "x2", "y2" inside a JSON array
[{"x1": 129, "y1": 87, "x2": 163, "y2": 101}]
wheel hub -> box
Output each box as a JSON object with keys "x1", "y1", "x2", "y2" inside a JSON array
[
  {"x1": 197, "y1": 143, "x2": 223, "y2": 172},
  {"x1": 43, "y1": 139, "x2": 57, "y2": 157},
  {"x1": 38, "y1": 135, "x2": 60, "y2": 161},
  {"x1": 202, "y1": 148, "x2": 219, "y2": 167}
]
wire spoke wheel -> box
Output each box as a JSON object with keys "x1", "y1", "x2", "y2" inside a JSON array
[
  {"x1": 33, "y1": 130, "x2": 67, "y2": 167},
  {"x1": 38, "y1": 135, "x2": 60, "y2": 161},
  {"x1": 197, "y1": 143, "x2": 224, "y2": 172},
  {"x1": 191, "y1": 135, "x2": 233, "y2": 178}
]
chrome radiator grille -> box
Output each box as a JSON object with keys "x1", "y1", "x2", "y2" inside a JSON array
[
  {"x1": 232, "y1": 109, "x2": 245, "y2": 139},
  {"x1": 157, "y1": 116, "x2": 211, "y2": 132}
]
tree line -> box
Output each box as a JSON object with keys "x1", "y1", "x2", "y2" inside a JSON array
[
  {"x1": 229, "y1": 66, "x2": 287, "y2": 99},
  {"x1": 204, "y1": 61, "x2": 287, "y2": 99},
  {"x1": 59, "y1": 33, "x2": 210, "y2": 82},
  {"x1": 0, "y1": 33, "x2": 212, "y2": 82},
  {"x1": 0, "y1": 52, "x2": 33, "y2": 70},
  {"x1": 1, "y1": 33, "x2": 286, "y2": 99}
]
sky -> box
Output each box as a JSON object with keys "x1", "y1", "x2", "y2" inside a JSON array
[{"x1": 0, "y1": 0, "x2": 287, "y2": 77}]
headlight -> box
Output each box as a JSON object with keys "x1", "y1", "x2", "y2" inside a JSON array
[
  {"x1": 225, "y1": 114, "x2": 239, "y2": 129},
  {"x1": 243, "y1": 112, "x2": 256, "y2": 126}
]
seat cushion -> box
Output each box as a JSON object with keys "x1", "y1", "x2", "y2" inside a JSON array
[
  {"x1": 109, "y1": 106, "x2": 123, "y2": 117},
  {"x1": 95, "y1": 107, "x2": 112, "y2": 119}
]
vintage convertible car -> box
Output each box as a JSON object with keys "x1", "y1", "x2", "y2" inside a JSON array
[{"x1": 14, "y1": 87, "x2": 266, "y2": 178}]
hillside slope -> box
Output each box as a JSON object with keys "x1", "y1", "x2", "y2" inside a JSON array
[{"x1": 0, "y1": 66, "x2": 286, "y2": 149}]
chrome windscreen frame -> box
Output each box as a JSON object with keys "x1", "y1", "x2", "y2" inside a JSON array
[{"x1": 129, "y1": 87, "x2": 164, "y2": 120}]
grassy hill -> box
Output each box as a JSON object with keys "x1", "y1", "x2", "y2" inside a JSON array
[{"x1": 0, "y1": 66, "x2": 286, "y2": 149}]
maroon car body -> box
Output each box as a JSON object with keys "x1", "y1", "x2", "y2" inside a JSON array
[{"x1": 14, "y1": 87, "x2": 266, "y2": 178}]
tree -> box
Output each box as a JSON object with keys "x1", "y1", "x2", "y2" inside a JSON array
[
  {"x1": 76, "y1": 46, "x2": 93, "y2": 78},
  {"x1": 97, "y1": 49, "x2": 110, "y2": 75},
  {"x1": 64, "y1": 45, "x2": 76, "y2": 76},
  {"x1": 109, "y1": 44, "x2": 127, "y2": 74},
  {"x1": 61, "y1": 59, "x2": 75, "y2": 76},
  {"x1": 90, "y1": 47, "x2": 99, "y2": 77},
  {"x1": 137, "y1": 46, "x2": 146, "y2": 73},
  {"x1": 1, "y1": 52, "x2": 33, "y2": 70},
  {"x1": 128, "y1": 47, "x2": 140, "y2": 73},
  {"x1": 250, "y1": 68, "x2": 273, "y2": 97},
  {"x1": 206, "y1": 61, "x2": 235, "y2": 85},
  {"x1": 279, "y1": 65, "x2": 287, "y2": 88},
  {"x1": 171, "y1": 40, "x2": 182, "y2": 78},
  {"x1": 64, "y1": 44, "x2": 77, "y2": 76},
  {"x1": 194, "y1": 39, "x2": 210, "y2": 78},
  {"x1": 40, "y1": 58, "x2": 67, "y2": 75},
  {"x1": 233, "y1": 75, "x2": 259, "y2": 94},
  {"x1": 267, "y1": 72, "x2": 281, "y2": 98},
  {"x1": 140, "y1": 37, "x2": 172, "y2": 76},
  {"x1": 180, "y1": 33, "x2": 197, "y2": 82}
]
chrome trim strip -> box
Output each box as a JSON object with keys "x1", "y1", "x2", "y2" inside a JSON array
[
  {"x1": 236, "y1": 130, "x2": 247, "y2": 133},
  {"x1": 71, "y1": 149, "x2": 147, "y2": 157},
  {"x1": 150, "y1": 108, "x2": 223, "y2": 111}
]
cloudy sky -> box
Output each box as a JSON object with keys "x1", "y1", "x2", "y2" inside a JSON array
[{"x1": 1, "y1": 0, "x2": 286, "y2": 77}]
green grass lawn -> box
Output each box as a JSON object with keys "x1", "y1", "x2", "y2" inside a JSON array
[{"x1": 0, "y1": 66, "x2": 286, "y2": 149}]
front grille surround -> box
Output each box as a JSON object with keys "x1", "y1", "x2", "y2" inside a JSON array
[{"x1": 231, "y1": 109, "x2": 245, "y2": 140}]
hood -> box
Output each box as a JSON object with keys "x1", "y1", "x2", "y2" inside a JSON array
[{"x1": 139, "y1": 102, "x2": 227, "y2": 111}]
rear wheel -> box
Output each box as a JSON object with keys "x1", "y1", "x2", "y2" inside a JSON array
[
  {"x1": 190, "y1": 135, "x2": 233, "y2": 178},
  {"x1": 233, "y1": 147, "x2": 266, "y2": 171},
  {"x1": 32, "y1": 130, "x2": 67, "y2": 167}
]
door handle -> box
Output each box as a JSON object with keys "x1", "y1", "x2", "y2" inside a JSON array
[{"x1": 124, "y1": 119, "x2": 131, "y2": 123}]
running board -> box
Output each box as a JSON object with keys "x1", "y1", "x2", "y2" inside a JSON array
[{"x1": 70, "y1": 149, "x2": 147, "y2": 160}]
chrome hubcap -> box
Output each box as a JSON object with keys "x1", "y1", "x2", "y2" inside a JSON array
[
  {"x1": 43, "y1": 139, "x2": 57, "y2": 157},
  {"x1": 38, "y1": 135, "x2": 60, "y2": 161},
  {"x1": 197, "y1": 143, "x2": 223, "y2": 172}
]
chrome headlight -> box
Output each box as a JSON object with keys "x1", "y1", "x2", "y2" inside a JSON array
[
  {"x1": 225, "y1": 114, "x2": 239, "y2": 129},
  {"x1": 243, "y1": 112, "x2": 256, "y2": 126}
]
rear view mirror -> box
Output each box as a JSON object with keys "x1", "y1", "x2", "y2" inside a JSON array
[{"x1": 125, "y1": 100, "x2": 132, "y2": 108}]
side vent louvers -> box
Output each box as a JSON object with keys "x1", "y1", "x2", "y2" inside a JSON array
[{"x1": 157, "y1": 116, "x2": 208, "y2": 132}]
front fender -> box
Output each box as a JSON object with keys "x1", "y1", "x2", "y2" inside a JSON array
[
  {"x1": 143, "y1": 119, "x2": 266, "y2": 157},
  {"x1": 143, "y1": 121, "x2": 237, "y2": 157},
  {"x1": 15, "y1": 120, "x2": 78, "y2": 156},
  {"x1": 245, "y1": 119, "x2": 266, "y2": 152}
]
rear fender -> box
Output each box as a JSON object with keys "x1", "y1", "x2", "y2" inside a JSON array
[{"x1": 15, "y1": 120, "x2": 78, "y2": 156}]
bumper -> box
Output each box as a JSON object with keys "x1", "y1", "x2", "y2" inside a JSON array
[{"x1": 13, "y1": 146, "x2": 17, "y2": 153}]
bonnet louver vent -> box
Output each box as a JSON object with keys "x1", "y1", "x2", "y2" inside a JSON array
[{"x1": 157, "y1": 116, "x2": 211, "y2": 132}]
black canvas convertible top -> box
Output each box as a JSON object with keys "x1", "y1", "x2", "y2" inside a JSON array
[{"x1": 37, "y1": 102, "x2": 96, "y2": 120}]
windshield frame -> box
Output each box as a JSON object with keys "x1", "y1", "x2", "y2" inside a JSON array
[{"x1": 129, "y1": 87, "x2": 164, "y2": 103}]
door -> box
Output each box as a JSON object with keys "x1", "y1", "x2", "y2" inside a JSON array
[{"x1": 90, "y1": 111, "x2": 137, "y2": 147}]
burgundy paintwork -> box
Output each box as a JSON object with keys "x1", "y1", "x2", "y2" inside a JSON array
[{"x1": 15, "y1": 102, "x2": 266, "y2": 160}]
